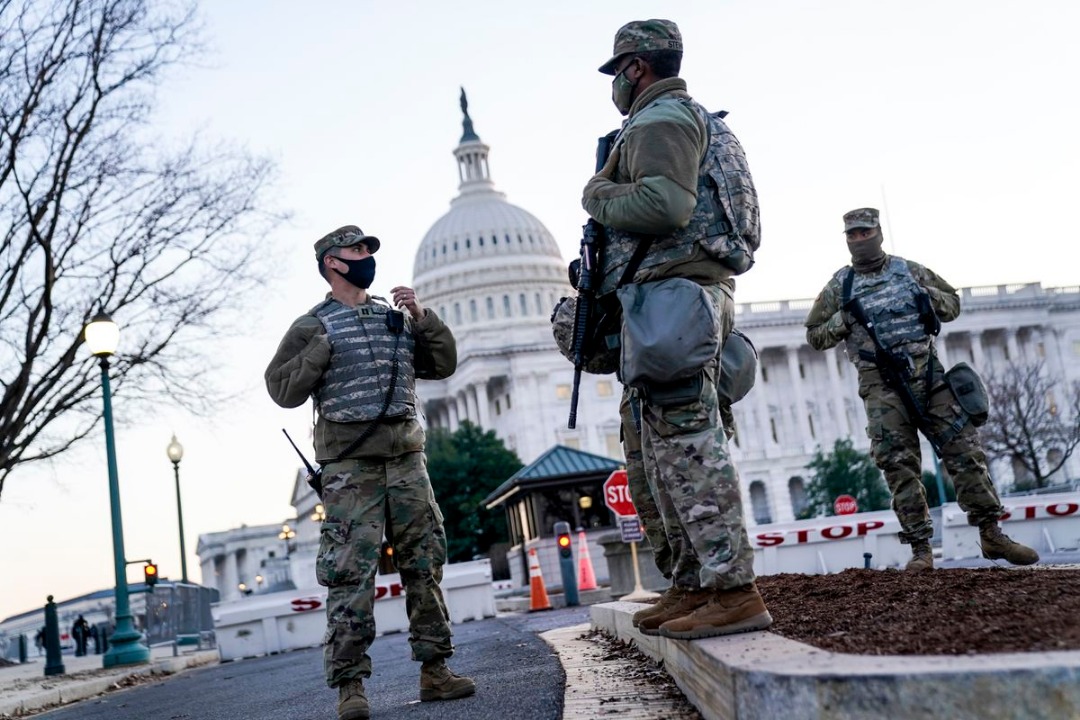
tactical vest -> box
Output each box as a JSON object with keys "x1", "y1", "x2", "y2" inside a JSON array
[
  {"x1": 840, "y1": 257, "x2": 933, "y2": 370},
  {"x1": 312, "y1": 298, "x2": 416, "y2": 423},
  {"x1": 598, "y1": 97, "x2": 761, "y2": 296}
]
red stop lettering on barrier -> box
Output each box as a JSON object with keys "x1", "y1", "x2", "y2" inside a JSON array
[
  {"x1": 290, "y1": 597, "x2": 322, "y2": 613},
  {"x1": 374, "y1": 583, "x2": 405, "y2": 600}
]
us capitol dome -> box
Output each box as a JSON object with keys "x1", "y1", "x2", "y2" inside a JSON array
[{"x1": 412, "y1": 91, "x2": 623, "y2": 464}]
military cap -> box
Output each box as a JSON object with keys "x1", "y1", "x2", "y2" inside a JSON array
[
  {"x1": 313, "y1": 225, "x2": 380, "y2": 260},
  {"x1": 842, "y1": 208, "x2": 880, "y2": 232},
  {"x1": 598, "y1": 19, "x2": 683, "y2": 75}
]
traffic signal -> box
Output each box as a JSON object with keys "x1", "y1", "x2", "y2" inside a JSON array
[
  {"x1": 143, "y1": 563, "x2": 158, "y2": 589},
  {"x1": 377, "y1": 541, "x2": 396, "y2": 575},
  {"x1": 556, "y1": 528, "x2": 573, "y2": 560}
]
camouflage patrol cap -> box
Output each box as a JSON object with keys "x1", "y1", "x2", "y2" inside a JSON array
[
  {"x1": 598, "y1": 19, "x2": 683, "y2": 75},
  {"x1": 842, "y1": 208, "x2": 880, "y2": 232},
  {"x1": 313, "y1": 225, "x2": 381, "y2": 260}
]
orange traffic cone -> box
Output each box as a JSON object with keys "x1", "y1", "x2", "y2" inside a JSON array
[
  {"x1": 577, "y1": 530, "x2": 598, "y2": 591},
  {"x1": 527, "y1": 548, "x2": 552, "y2": 612}
]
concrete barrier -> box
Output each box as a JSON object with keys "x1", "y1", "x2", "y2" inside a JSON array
[
  {"x1": 751, "y1": 510, "x2": 908, "y2": 574},
  {"x1": 211, "y1": 560, "x2": 496, "y2": 661},
  {"x1": 943, "y1": 491, "x2": 1080, "y2": 559}
]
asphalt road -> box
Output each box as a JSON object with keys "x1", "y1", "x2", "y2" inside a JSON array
[{"x1": 42, "y1": 607, "x2": 591, "y2": 720}]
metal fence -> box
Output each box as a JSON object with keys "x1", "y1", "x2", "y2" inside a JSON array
[{"x1": 143, "y1": 583, "x2": 219, "y2": 645}]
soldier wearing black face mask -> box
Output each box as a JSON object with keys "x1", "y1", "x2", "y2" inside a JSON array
[{"x1": 265, "y1": 225, "x2": 472, "y2": 719}]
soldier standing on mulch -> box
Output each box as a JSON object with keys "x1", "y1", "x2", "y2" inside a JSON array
[{"x1": 804, "y1": 207, "x2": 1039, "y2": 571}]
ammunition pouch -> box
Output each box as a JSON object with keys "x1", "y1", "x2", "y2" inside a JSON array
[
  {"x1": 551, "y1": 295, "x2": 620, "y2": 375},
  {"x1": 718, "y1": 328, "x2": 758, "y2": 405},
  {"x1": 917, "y1": 292, "x2": 941, "y2": 337},
  {"x1": 944, "y1": 361, "x2": 989, "y2": 427},
  {"x1": 639, "y1": 370, "x2": 705, "y2": 407},
  {"x1": 617, "y1": 278, "x2": 720, "y2": 390}
]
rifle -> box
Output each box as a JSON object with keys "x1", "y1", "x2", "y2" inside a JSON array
[
  {"x1": 282, "y1": 428, "x2": 323, "y2": 497},
  {"x1": 844, "y1": 299, "x2": 944, "y2": 457},
  {"x1": 568, "y1": 131, "x2": 618, "y2": 429}
]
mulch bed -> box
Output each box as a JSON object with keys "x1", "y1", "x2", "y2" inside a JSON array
[{"x1": 756, "y1": 567, "x2": 1080, "y2": 655}]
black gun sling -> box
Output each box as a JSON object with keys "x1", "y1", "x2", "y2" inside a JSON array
[{"x1": 841, "y1": 269, "x2": 964, "y2": 453}]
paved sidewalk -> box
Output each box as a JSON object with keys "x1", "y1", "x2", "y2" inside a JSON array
[{"x1": 0, "y1": 646, "x2": 218, "y2": 718}]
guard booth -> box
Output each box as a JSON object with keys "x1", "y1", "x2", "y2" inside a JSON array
[{"x1": 483, "y1": 445, "x2": 623, "y2": 589}]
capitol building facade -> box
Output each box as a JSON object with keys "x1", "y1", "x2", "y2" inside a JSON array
[{"x1": 195, "y1": 97, "x2": 1080, "y2": 601}]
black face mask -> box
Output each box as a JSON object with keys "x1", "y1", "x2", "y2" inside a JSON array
[{"x1": 333, "y1": 255, "x2": 376, "y2": 289}]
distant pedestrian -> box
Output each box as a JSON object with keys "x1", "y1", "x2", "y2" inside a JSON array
[
  {"x1": 89, "y1": 624, "x2": 100, "y2": 654},
  {"x1": 71, "y1": 615, "x2": 90, "y2": 656},
  {"x1": 35, "y1": 626, "x2": 45, "y2": 656}
]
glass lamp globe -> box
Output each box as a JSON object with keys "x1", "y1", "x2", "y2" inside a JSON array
[
  {"x1": 84, "y1": 313, "x2": 119, "y2": 356},
  {"x1": 166, "y1": 435, "x2": 184, "y2": 463}
]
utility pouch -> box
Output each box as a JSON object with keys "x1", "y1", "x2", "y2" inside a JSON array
[
  {"x1": 616, "y1": 278, "x2": 720, "y2": 389},
  {"x1": 944, "y1": 361, "x2": 989, "y2": 426},
  {"x1": 718, "y1": 328, "x2": 758, "y2": 405},
  {"x1": 641, "y1": 370, "x2": 705, "y2": 407}
]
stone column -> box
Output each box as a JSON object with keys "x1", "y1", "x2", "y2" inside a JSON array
[
  {"x1": 466, "y1": 386, "x2": 480, "y2": 425},
  {"x1": 786, "y1": 346, "x2": 814, "y2": 448},
  {"x1": 456, "y1": 393, "x2": 469, "y2": 426},
  {"x1": 448, "y1": 399, "x2": 460, "y2": 432},
  {"x1": 476, "y1": 382, "x2": 492, "y2": 429},
  {"x1": 970, "y1": 330, "x2": 988, "y2": 371},
  {"x1": 935, "y1": 333, "x2": 950, "y2": 369},
  {"x1": 224, "y1": 552, "x2": 239, "y2": 601},
  {"x1": 1006, "y1": 330, "x2": 1021, "y2": 366},
  {"x1": 753, "y1": 356, "x2": 774, "y2": 449},
  {"x1": 825, "y1": 348, "x2": 850, "y2": 438}
]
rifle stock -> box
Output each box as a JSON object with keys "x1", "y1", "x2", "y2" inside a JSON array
[
  {"x1": 568, "y1": 131, "x2": 618, "y2": 429},
  {"x1": 846, "y1": 299, "x2": 943, "y2": 456}
]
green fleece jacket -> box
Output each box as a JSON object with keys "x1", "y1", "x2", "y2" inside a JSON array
[
  {"x1": 265, "y1": 298, "x2": 456, "y2": 463},
  {"x1": 582, "y1": 77, "x2": 733, "y2": 288}
]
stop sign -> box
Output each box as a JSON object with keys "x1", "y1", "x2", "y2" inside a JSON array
[
  {"x1": 603, "y1": 469, "x2": 637, "y2": 517},
  {"x1": 834, "y1": 494, "x2": 858, "y2": 515}
]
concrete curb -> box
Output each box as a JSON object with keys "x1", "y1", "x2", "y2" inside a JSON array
[
  {"x1": 591, "y1": 601, "x2": 1080, "y2": 720},
  {"x1": 0, "y1": 650, "x2": 218, "y2": 718}
]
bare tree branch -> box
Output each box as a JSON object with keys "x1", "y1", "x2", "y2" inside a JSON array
[
  {"x1": 0, "y1": 0, "x2": 284, "y2": 500},
  {"x1": 980, "y1": 360, "x2": 1080, "y2": 490}
]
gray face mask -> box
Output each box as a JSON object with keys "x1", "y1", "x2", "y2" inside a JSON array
[
  {"x1": 611, "y1": 66, "x2": 638, "y2": 116},
  {"x1": 847, "y1": 231, "x2": 886, "y2": 272}
]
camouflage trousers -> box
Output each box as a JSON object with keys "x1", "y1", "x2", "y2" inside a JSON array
[
  {"x1": 316, "y1": 452, "x2": 452, "y2": 687},
  {"x1": 634, "y1": 283, "x2": 755, "y2": 591},
  {"x1": 621, "y1": 388, "x2": 673, "y2": 578},
  {"x1": 862, "y1": 372, "x2": 1004, "y2": 544}
]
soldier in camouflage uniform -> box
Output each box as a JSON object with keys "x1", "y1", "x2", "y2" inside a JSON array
[
  {"x1": 582, "y1": 19, "x2": 772, "y2": 640},
  {"x1": 265, "y1": 226, "x2": 475, "y2": 720},
  {"x1": 805, "y1": 208, "x2": 1038, "y2": 571}
]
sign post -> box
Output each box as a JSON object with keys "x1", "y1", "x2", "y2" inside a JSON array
[{"x1": 604, "y1": 470, "x2": 658, "y2": 602}]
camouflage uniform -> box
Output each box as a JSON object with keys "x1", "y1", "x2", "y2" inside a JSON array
[
  {"x1": 583, "y1": 21, "x2": 758, "y2": 592},
  {"x1": 265, "y1": 226, "x2": 459, "y2": 688},
  {"x1": 804, "y1": 209, "x2": 1004, "y2": 543}
]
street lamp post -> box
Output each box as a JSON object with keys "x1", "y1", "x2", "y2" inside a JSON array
[
  {"x1": 165, "y1": 435, "x2": 189, "y2": 583},
  {"x1": 84, "y1": 313, "x2": 150, "y2": 668}
]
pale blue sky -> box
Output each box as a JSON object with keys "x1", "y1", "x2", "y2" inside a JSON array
[{"x1": 2, "y1": 0, "x2": 1078, "y2": 621}]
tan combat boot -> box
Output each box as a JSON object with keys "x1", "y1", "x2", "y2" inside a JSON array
[
  {"x1": 980, "y1": 523, "x2": 1039, "y2": 565},
  {"x1": 637, "y1": 587, "x2": 713, "y2": 636},
  {"x1": 337, "y1": 678, "x2": 370, "y2": 720},
  {"x1": 420, "y1": 659, "x2": 476, "y2": 702},
  {"x1": 632, "y1": 586, "x2": 684, "y2": 628},
  {"x1": 657, "y1": 583, "x2": 773, "y2": 640},
  {"x1": 905, "y1": 541, "x2": 934, "y2": 571}
]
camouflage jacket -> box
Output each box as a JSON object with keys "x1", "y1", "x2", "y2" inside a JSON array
[
  {"x1": 265, "y1": 296, "x2": 456, "y2": 462},
  {"x1": 582, "y1": 78, "x2": 737, "y2": 296},
  {"x1": 804, "y1": 256, "x2": 960, "y2": 389}
]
